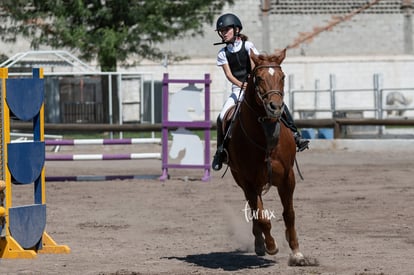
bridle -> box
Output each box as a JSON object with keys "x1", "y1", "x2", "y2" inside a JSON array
[
  {"x1": 252, "y1": 63, "x2": 284, "y2": 102},
  {"x1": 245, "y1": 63, "x2": 285, "y2": 121}
]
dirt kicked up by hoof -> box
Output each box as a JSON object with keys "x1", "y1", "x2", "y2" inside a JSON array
[{"x1": 288, "y1": 254, "x2": 320, "y2": 267}]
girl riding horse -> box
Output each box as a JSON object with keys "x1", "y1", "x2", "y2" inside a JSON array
[{"x1": 212, "y1": 13, "x2": 309, "y2": 171}]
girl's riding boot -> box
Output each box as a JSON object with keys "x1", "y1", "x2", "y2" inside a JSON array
[
  {"x1": 212, "y1": 117, "x2": 225, "y2": 170},
  {"x1": 294, "y1": 132, "x2": 310, "y2": 152},
  {"x1": 283, "y1": 106, "x2": 310, "y2": 152}
]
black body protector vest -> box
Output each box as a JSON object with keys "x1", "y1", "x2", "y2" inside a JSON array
[{"x1": 225, "y1": 41, "x2": 251, "y2": 83}]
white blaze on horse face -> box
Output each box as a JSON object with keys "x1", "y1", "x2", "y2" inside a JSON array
[{"x1": 268, "y1": 67, "x2": 275, "y2": 76}]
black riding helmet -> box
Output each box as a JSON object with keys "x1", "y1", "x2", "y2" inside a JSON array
[{"x1": 215, "y1": 13, "x2": 243, "y2": 41}]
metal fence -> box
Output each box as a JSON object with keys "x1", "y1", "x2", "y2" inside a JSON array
[
  {"x1": 289, "y1": 74, "x2": 414, "y2": 119},
  {"x1": 288, "y1": 74, "x2": 414, "y2": 137},
  {"x1": 8, "y1": 70, "x2": 414, "y2": 138},
  {"x1": 10, "y1": 71, "x2": 157, "y2": 126},
  {"x1": 62, "y1": 102, "x2": 104, "y2": 123}
]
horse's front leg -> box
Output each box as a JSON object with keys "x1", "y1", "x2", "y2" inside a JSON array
[
  {"x1": 256, "y1": 195, "x2": 279, "y2": 255},
  {"x1": 246, "y1": 191, "x2": 278, "y2": 256},
  {"x1": 277, "y1": 170, "x2": 305, "y2": 265}
]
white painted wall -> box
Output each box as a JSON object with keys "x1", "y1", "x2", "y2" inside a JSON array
[{"x1": 126, "y1": 55, "x2": 414, "y2": 120}]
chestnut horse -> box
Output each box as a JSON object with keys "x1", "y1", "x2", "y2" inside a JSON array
[{"x1": 224, "y1": 49, "x2": 305, "y2": 265}]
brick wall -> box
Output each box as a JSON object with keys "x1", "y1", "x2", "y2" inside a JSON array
[
  {"x1": 150, "y1": 0, "x2": 414, "y2": 118},
  {"x1": 159, "y1": 0, "x2": 412, "y2": 57}
]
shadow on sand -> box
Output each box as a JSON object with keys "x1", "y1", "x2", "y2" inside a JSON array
[{"x1": 164, "y1": 250, "x2": 276, "y2": 271}]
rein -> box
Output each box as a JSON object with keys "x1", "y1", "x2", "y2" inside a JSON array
[
  {"x1": 238, "y1": 63, "x2": 286, "y2": 186},
  {"x1": 244, "y1": 63, "x2": 305, "y2": 183}
]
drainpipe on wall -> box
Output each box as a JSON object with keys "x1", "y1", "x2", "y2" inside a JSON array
[
  {"x1": 261, "y1": 0, "x2": 271, "y2": 53},
  {"x1": 402, "y1": 0, "x2": 413, "y2": 54}
]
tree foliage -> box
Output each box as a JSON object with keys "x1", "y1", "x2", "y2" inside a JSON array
[{"x1": 0, "y1": 0, "x2": 234, "y2": 71}]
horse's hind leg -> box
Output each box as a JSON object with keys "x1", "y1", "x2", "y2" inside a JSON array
[{"x1": 277, "y1": 170, "x2": 305, "y2": 264}]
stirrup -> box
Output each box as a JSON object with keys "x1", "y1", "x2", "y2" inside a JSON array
[{"x1": 297, "y1": 139, "x2": 310, "y2": 152}]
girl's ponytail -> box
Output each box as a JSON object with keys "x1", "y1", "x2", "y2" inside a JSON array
[{"x1": 239, "y1": 33, "x2": 249, "y2": 41}]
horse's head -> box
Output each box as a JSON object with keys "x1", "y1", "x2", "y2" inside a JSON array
[{"x1": 249, "y1": 48, "x2": 286, "y2": 119}]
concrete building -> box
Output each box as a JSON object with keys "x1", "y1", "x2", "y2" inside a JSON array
[
  {"x1": 2, "y1": 0, "x2": 414, "y2": 121},
  {"x1": 143, "y1": 0, "x2": 414, "y2": 119}
]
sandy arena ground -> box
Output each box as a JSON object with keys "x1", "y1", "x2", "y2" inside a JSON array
[{"x1": 0, "y1": 142, "x2": 413, "y2": 275}]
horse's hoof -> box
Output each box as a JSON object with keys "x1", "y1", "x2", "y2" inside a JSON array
[
  {"x1": 265, "y1": 246, "x2": 279, "y2": 255},
  {"x1": 254, "y1": 237, "x2": 266, "y2": 256},
  {"x1": 255, "y1": 242, "x2": 266, "y2": 256},
  {"x1": 265, "y1": 239, "x2": 278, "y2": 255},
  {"x1": 254, "y1": 241, "x2": 266, "y2": 256},
  {"x1": 255, "y1": 247, "x2": 266, "y2": 256},
  {"x1": 288, "y1": 252, "x2": 319, "y2": 266}
]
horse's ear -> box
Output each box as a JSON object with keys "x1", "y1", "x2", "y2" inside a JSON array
[{"x1": 273, "y1": 48, "x2": 286, "y2": 64}]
